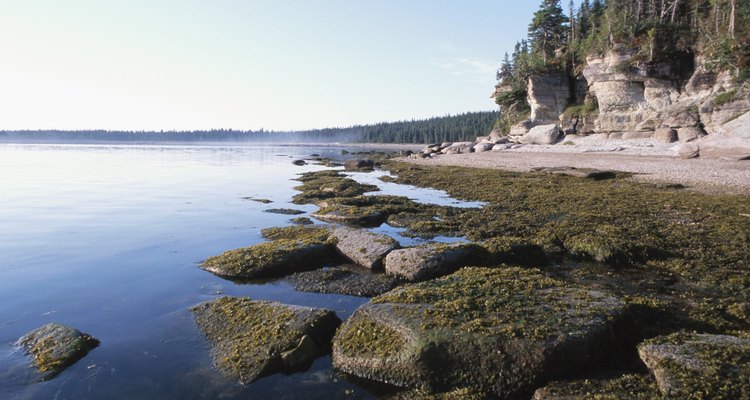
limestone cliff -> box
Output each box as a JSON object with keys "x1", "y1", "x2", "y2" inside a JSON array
[{"x1": 493, "y1": 45, "x2": 750, "y2": 160}]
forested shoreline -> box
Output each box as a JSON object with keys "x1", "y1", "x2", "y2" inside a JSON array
[{"x1": 0, "y1": 111, "x2": 496, "y2": 144}]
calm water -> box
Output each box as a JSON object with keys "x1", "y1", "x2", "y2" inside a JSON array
[{"x1": 0, "y1": 144, "x2": 475, "y2": 400}]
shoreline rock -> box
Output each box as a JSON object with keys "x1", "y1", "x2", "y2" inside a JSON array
[{"x1": 16, "y1": 323, "x2": 99, "y2": 380}]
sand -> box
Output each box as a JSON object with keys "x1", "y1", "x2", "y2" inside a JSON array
[{"x1": 402, "y1": 136, "x2": 750, "y2": 195}]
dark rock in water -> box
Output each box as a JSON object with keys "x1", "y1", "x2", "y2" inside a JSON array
[
  {"x1": 384, "y1": 243, "x2": 485, "y2": 282},
  {"x1": 16, "y1": 323, "x2": 99, "y2": 380},
  {"x1": 638, "y1": 333, "x2": 750, "y2": 399},
  {"x1": 241, "y1": 197, "x2": 273, "y2": 204},
  {"x1": 292, "y1": 159, "x2": 306, "y2": 166},
  {"x1": 192, "y1": 297, "x2": 341, "y2": 384},
  {"x1": 309, "y1": 153, "x2": 320, "y2": 157},
  {"x1": 265, "y1": 208, "x2": 306, "y2": 215},
  {"x1": 200, "y1": 228, "x2": 336, "y2": 280},
  {"x1": 330, "y1": 226, "x2": 400, "y2": 270},
  {"x1": 290, "y1": 217, "x2": 314, "y2": 225},
  {"x1": 292, "y1": 170, "x2": 380, "y2": 205},
  {"x1": 288, "y1": 265, "x2": 401, "y2": 297},
  {"x1": 340, "y1": 149, "x2": 350, "y2": 155},
  {"x1": 344, "y1": 159, "x2": 375, "y2": 171},
  {"x1": 333, "y1": 267, "x2": 628, "y2": 397},
  {"x1": 533, "y1": 373, "x2": 659, "y2": 399}
]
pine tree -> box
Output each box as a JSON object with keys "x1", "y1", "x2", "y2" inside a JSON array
[
  {"x1": 497, "y1": 53, "x2": 513, "y2": 82},
  {"x1": 528, "y1": 0, "x2": 570, "y2": 64}
]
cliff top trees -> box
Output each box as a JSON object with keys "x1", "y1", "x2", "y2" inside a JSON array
[{"x1": 528, "y1": 0, "x2": 570, "y2": 64}]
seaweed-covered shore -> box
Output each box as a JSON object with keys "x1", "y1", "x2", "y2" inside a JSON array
[{"x1": 193, "y1": 154, "x2": 750, "y2": 399}]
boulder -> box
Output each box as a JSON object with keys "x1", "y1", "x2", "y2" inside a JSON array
[
  {"x1": 519, "y1": 124, "x2": 561, "y2": 145},
  {"x1": 638, "y1": 333, "x2": 750, "y2": 399},
  {"x1": 676, "y1": 127, "x2": 705, "y2": 142},
  {"x1": 192, "y1": 297, "x2": 341, "y2": 384},
  {"x1": 492, "y1": 144, "x2": 512, "y2": 151},
  {"x1": 384, "y1": 243, "x2": 484, "y2": 282},
  {"x1": 344, "y1": 159, "x2": 375, "y2": 171},
  {"x1": 16, "y1": 323, "x2": 99, "y2": 380},
  {"x1": 675, "y1": 142, "x2": 700, "y2": 159},
  {"x1": 292, "y1": 160, "x2": 306, "y2": 166},
  {"x1": 287, "y1": 265, "x2": 401, "y2": 297},
  {"x1": 473, "y1": 143, "x2": 493, "y2": 153},
  {"x1": 311, "y1": 207, "x2": 385, "y2": 227},
  {"x1": 700, "y1": 112, "x2": 750, "y2": 160},
  {"x1": 200, "y1": 228, "x2": 335, "y2": 279},
  {"x1": 333, "y1": 267, "x2": 628, "y2": 397},
  {"x1": 330, "y1": 226, "x2": 400, "y2": 270},
  {"x1": 654, "y1": 128, "x2": 678, "y2": 143}
]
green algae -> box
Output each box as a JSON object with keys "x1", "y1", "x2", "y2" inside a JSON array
[
  {"x1": 292, "y1": 170, "x2": 380, "y2": 205},
  {"x1": 200, "y1": 238, "x2": 334, "y2": 279},
  {"x1": 16, "y1": 323, "x2": 100, "y2": 380},
  {"x1": 639, "y1": 332, "x2": 750, "y2": 399},
  {"x1": 191, "y1": 297, "x2": 341, "y2": 384},
  {"x1": 337, "y1": 317, "x2": 407, "y2": 358},
  {"x1": 535, "y1": 373, "x2": 659, "y2": 399},
  {"x1": 373, "y1": 266, "x2": 620, "y2": 340},
  {"x1": 383, "y1": 161, "x2": 750, "y2": 335},
  {"x1": 260, "y1": 225, "x2": 331, "y2": 242},
  {"x1": 290, "y1": 216, "x2": 314, "y2": 225}
]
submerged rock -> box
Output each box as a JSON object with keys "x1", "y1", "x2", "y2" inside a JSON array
[
  {"x1": 292, "y1": 159, "x2": 306, "y2": 166},
  {"x1": 290, "y1": 216, "x2": 314, "y2": 225},
  {"x1": 330, "y1": 226, "x2": 400, "y2": 269},
  {"x1": 16, "y1": 323, "x2": 99, "y2": 380},
  {"x1": 311, "y1": 207, "x2": 386, "y2": 227},
  {"x1": 332, "y1": 267, "x2": 627, "y2": 397},
  {"x1": 287, "y1": 265, "x2": 401, "y2": 297},
  {"x1": 384, "y1": 243, "x2": 484, "y2": 282},
  {"x1": 638, "y1": 332, "x2": 750, "y2": 399},
  {"x1": 192, "y1": 297, "x2": 341, "y2": 384},
  {"x1": 200, "y1": 227, "x2": 335, "y2": 279}
]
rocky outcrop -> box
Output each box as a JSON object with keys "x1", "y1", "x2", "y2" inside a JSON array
[
  {"x1": 638, "y1": 332, "x2": 750, "y2": 399},
  {"x1": 192, "y1": 297, "x2": 341, "y2": 384},
  {"x1": 528, "y1": 74, "x2": 570, "y2": 123},
  {"x1": 200, "y1": 227, "x2": 336, "y2": 280},
  {"x1": 330, "y1": 226, "x2": 400, "y2": 270},
  {"x1": 332, "y1": 267, "x2": 628, "y2": 397},
  {"x1": 16, "y1": 323, "x2": 99, "y2": 380},
  {"x1": 384, "y1": 243, "x2": 484, "y2": 282}
]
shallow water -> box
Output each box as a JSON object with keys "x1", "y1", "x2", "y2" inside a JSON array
[{"x1": 0, "y1": 144, "x2": 473, "y2": 399}]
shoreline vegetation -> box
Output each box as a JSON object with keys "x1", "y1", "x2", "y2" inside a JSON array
[{"x1": 184, "y1": 150, "x2": 749, "y2": 398}]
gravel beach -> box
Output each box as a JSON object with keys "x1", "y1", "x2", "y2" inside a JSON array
[{"x1": 403, "y1": 136, "x2": 750, "y2": 195}]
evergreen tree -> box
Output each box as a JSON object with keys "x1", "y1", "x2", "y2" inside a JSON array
[
  {"x1": 528, "y1": 0, "x2": 570, "y2": 64},
  {"x1": 497, "y1": 53, "x2": 513, "y2": 82}
]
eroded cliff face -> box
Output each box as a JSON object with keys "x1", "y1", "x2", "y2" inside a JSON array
[{"x1": 497, "y1": 45, "x2": 750, "y2": 160}]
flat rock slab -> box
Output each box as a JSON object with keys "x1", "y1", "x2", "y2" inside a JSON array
[
  {"x1": 330, "y1": 226, "x2": 400, "y2": 269},
  {"x1": 333, "y1": 267, "x2": 627, "y2": 397},
  {"x1": 16, "y1": 323, "x2": 99, "y2": 380},
  {"x1": 311, "y1": 208, "x2": 385, "y2": 227},
  {"x1": 192, "y1": 297, "x2": 341, "y2": 384},
  {"x1": 535, "y1": 167, "x2": 617, "y2": 180},
  {"x1": 200, "y1": 238, "x2": 335, "y2": 280},
  {"x1": 287, "y1": 265, "x2": 401, "y2": 297},
  {"x1": 638, "y1": 332, "x2": 750, "y2": 399},
  {"x1": 384, "y1": 243, "x2": 484, "y2": 282}
]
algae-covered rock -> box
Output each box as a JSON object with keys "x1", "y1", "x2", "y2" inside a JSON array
[
  {"x1": 479, "y1": 236, "x2": 548, "y2": 267},
  {"x1": 287, "y1": 265, "x2": 402, "y2": 297},
  {"x1": 260, "y1": 225, "x2": 331, "y2": 242},
  {"x1": 330, "y1": 226, "x2": 400, "y2": 269},
  {"x1": 290, "y1": 217, "x2": 314, "y2": 225},
  {"x1": 192, "y1": 297, "x2": 341, "y2": 384},
  {"x1": 388, "y1": 387, "x2": 488, "y2": 399},
  {"x1": 384, "y1": 243, "x2": 485, "y2": 282},
  {"x1": 16, "y1": 323, "x2": 99, "y2": 380},
  {"x1": 637, "y1": 332, "x2": 750, "y2": 399},
  {"x1": 312, "y1": 207, "x2": 386, "y2": 227},
  {"x1": 264, "y1": 208, "x2": 306, "y2": 215},
  {"x1": 292, "y1": 170, "x2": 379, "y2": 205},
  {"x1": 344, "y1": 159, "x2": 375, "y2": 171},
  {"x1": 200, "y1": 233, "x2": 335, "y2": 280},
  {"x1": 333, "y1": 267, "x2": 627, "y2": 397},
  {"x1": 532, "y1": 373, "x2": 659, "y2": 399}
]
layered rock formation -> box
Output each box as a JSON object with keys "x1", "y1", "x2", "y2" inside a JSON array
[{"x1": 490, "y1": 44, "x2": 750, "y2": 160}]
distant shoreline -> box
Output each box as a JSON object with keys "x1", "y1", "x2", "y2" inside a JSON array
[{"x1": 0, "y1": 140, "x2": 423, "y2": 150}]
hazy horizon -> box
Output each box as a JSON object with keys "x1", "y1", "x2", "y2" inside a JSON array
[{"x1": 0, "y1": 1, "x2": 577, "y2": 132}]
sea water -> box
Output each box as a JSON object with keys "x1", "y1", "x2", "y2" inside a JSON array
[{"x1": 0, "y1": 144, "x2": 477, "y2": 399}]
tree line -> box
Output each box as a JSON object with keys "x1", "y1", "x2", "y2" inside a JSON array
[{"x1": 0, "y1": 111, "x2": 497, "y2": 144}]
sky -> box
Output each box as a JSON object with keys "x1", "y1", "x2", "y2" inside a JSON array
[{"x1": 0, "y1": 1, "x2": 571, "y2": 131}]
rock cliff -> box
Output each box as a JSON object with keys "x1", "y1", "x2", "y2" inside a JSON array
[{"x1": 492, "y1": 45, "x2": 750, "y2": 160}]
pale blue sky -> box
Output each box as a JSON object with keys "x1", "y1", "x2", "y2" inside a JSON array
[{"x1": 0, "y1": 1, "x2": 570, "y2": 131}]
